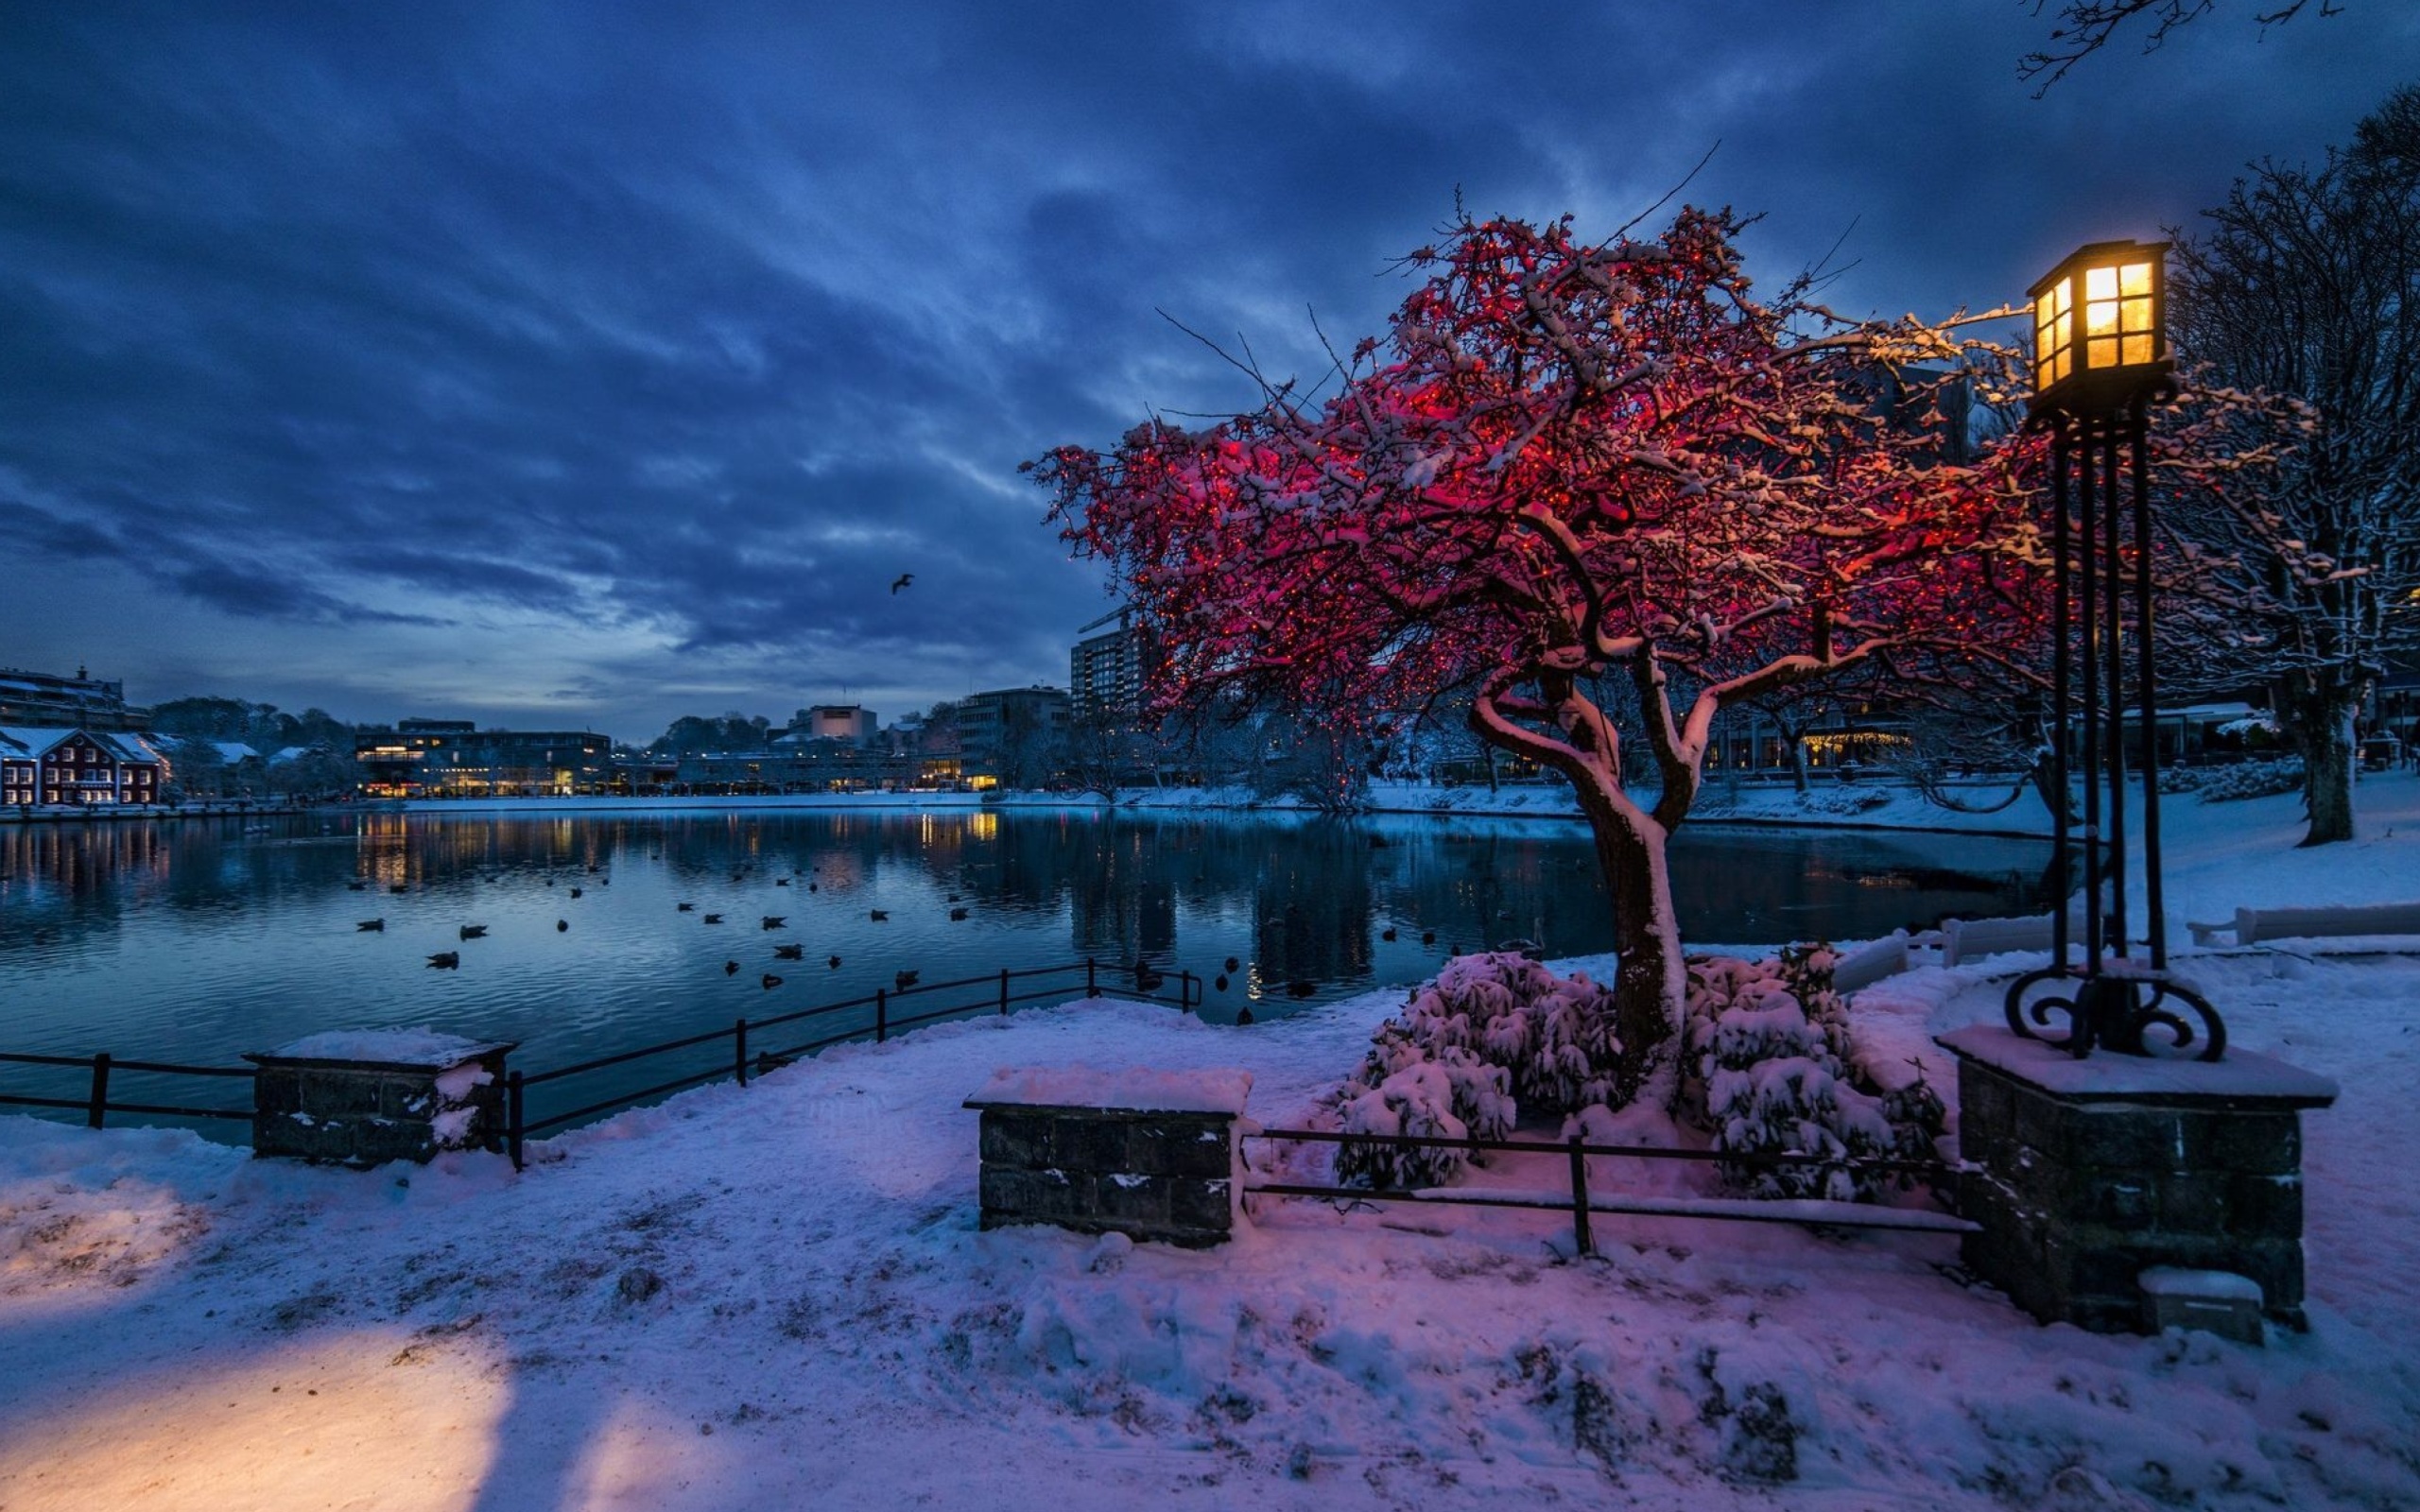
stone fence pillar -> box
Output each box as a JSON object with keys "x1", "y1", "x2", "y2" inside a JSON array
[
  {"x1": 246, "y1": 1030, "x2": 515, "y2": 1167},
  {"x1": 964, "y1": 1066, "x2": 1251, "y2": 1247},
  {"x1": 1938, "y1": 1025, "x2": 2336, "y2": 1335}
]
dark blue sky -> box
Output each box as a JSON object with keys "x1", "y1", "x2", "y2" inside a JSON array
[{"x1": 3, "y1": 3, "x2": 2411, "y2": 742}]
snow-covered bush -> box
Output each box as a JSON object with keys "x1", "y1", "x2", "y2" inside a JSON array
[
  {"x1": 2161, "y1": 756, "x2": 2303, "y2": 802},
  {"x1": 1330, "y1": 952, "x2": 1616, "y2": 1187},
  {"x1": 1681, "y1": 947, "x2": 1927, "y2": 1201}
]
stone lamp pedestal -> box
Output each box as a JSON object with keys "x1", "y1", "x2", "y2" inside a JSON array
[{"x1": 1938, "y1": 1025, "x2": 2336, "y2": 1334}]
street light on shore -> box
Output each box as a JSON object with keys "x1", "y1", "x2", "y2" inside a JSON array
[{"x1": 2006, "y1": 238, "x2": 2224, "y2": 1061}]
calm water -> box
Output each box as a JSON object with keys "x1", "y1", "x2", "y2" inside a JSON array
[{"x1": 0, "y1": 808, "x2": 2047, "y2": 1132}]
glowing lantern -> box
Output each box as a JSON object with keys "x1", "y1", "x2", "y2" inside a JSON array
[{"x1": 2026, "y1": 239, "x2": 2169, "y2": 414}]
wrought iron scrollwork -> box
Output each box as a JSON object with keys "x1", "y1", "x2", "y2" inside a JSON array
[{"x1": 2002, "y1": 965, "x2": 2223, "y2": 1061}]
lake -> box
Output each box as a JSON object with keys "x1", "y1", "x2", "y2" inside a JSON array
[{"x1": 0, "y1": 807, "x2": 2048, "y2": 1134}]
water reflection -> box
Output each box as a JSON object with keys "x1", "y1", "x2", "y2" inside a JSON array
[{"x1": 1, "y1": 809, "x2": 2046, "y2": 1116}]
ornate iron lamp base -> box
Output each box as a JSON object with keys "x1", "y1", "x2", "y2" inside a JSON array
[{"x1": 2003, "y1": 962, "x2": 2226, "y2": 1062}]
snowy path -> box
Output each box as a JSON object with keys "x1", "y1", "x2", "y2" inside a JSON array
[{"x1": 5, "y1": 946, "x2": 2418, "y2": 1510}]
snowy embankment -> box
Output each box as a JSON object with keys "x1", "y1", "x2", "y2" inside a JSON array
[
  {"x1": 6, "y1": 776, "x2": 2420, "y2": 1508},
  {"x1": 5, "y1": 958, "x2": 2417, "y2": 1508}
]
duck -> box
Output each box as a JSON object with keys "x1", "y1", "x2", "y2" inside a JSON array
[
  {"x1": 1421, "y1": 931, "x2": 1436, "y2": 946},
  {"x1": 761, "y1": 916, "x2": 786, "y2": 930},
  {"x1": 807, "y1": 883, "x2": 818, "y2": 892},
  {"x1": 426, "y1": 951, "x2": 459, "y2": 970},
  {"x1": 869, "y1": 909, "x2": 888, "y2": 922},
  {"x1": 827, "y1": 954, "x2": 842, "y2": 970},
  {"x1": 703, "y1": 913, "x2": 724, "y2": 924},
  {"x1": 678, "y1": 902, "x2": 695, "y2": 912},
  {"x1": 347, "y1": 880, "x2": 369, "y2": 891},
  {"x1": 948, "y1": 907, "x2": 968, "y2": 921},
  {"x1": 1381, "y1": 927, "x2": 1397, "y2": 942},
  {"x1": 568, "y1": 887, "x2": 583, "y2": 899},
  {"x1": 390, "y1": 884, "x2": 409, "y2": 895},
  {"x1": 1287, "y1": 980, "x2": 1319, "y2": 998},
  {"x1": 1236, "y1": 1005, "x2": 1255, "y2": 1026},
  {"x1": 459, "y1": 924, "x2": 488, "y2": 940},
  {"x1": 946, "y1": 893, "x2": 961, "y2": 902},
  {"x1": 1214, "y1": 974, "x2": 1229, "y2": 992},
  {"x1": 556, "y1": 919, "x2": 569, "y2": 933},
  {"x1": 894, "y1": 970, "x2": 920, "y2": 990},
  {"x1": 773, "y1": 943, "x2": 804, "y2": 960},
  {"x1": 355, "y1": 919, "x2": 385, "y2": 933},
  {"x1": 724, "y1": 960, "x2": 739, "y2": 975},
  {"x1": 775, "y1": 877, "x2": 790, "y2": 887},
  {"x1": 761, "y1": 973, "x2": 783, "y2": 990},
  {"x1": 1223, "y1": 956, "x2": 1240, "y2": 973}
]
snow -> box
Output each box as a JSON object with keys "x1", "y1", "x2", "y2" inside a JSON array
[
  {"x1": 1935, "y1": 1025, "x2": 2342, "y2": 1104},
  {"x1": 256, "y1": 1028, "x2": 508, "y2": 1068},
  {"x1": 2141, "y1": 1268, "x2": 2266, "y2": 1303},
  {"x1": 966, "y1": 1064, "x2": 1253, "y2": 1116},
  {"x1": 5, "y1": 778, "x2": 2420, "y2": 1507}
]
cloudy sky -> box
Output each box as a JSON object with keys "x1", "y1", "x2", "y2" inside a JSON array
[{"x1": 2, "y1": 3, "x2": 2411, "y2": 743}]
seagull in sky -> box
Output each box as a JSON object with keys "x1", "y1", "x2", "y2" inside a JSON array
[{"x1": 890, "y1": 573, "x2": 914, "y2": 594}]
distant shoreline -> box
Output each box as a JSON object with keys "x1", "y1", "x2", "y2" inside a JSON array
[{"x1": 0, "y1": 779, "x2": 2057, "y2": 840}]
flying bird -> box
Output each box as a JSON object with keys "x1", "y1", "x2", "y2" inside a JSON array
[{"x1": 890, "y1": 573, "x2": 914, "y2": 594}]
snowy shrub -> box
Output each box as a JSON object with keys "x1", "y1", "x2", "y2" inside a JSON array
[
  {"x1": 1681, "y1": 946, "x2": 1927, "y2": 1202},
  {"x1": 2162, "y1": 756, "x2": 2303, "y2": 802},
  {"x1": 1329, "y1": 952, "x2": 1616, "y2": 1188}
]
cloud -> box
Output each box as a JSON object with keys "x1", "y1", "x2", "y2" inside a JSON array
[{"x1": 0, "y1": 0, "x2": 2411, "y2": 737}]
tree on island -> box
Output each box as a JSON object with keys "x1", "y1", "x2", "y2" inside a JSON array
[{"x1": 1031, "y1": 207, "x2": 2045, "y2": 1102}]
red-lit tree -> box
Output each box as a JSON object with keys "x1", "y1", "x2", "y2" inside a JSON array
[{"x1": 1030, "y1": 209, "x2": 2042, "y2": 1102}]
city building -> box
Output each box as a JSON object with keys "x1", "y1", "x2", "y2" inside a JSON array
[
  {"x1": 0, "y1": 665, "x2": 151, "y2": 732},
  {"x1": 0, "y1": 727, "x2": 167, "y2": 806},
  {"x1": 354, "y1": 718, "x2": 612, "y2": 798},
  {"x1": 959, "y1": 685, "x2": 1070, "y2": 787},
  {"x1": 784, "y1": 705, "x2": 879, "y2": 745},
  {"x1": 1070, "y1": 610, "x2": 1149, "y2": 730}
]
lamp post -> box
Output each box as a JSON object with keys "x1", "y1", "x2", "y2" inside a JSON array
[{"x1": 2005, "y1": 239, "x2": 2225, "y2": 1060}]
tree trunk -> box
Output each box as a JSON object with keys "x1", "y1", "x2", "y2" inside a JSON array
[
  {"x1": 1787, "y1": 735, "x2": 1811, "y2": 794},
  {"x1": 2285, "y1": 679, "x2": 2361, "y2": 847},
  {"x1": 2299, "y1": 708, "x2": 2358, "y2": 846},
  {"x1": 1570, "y1": 777, "x2": 1685, "y2": 1107}
]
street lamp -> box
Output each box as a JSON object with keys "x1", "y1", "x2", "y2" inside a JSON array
[{"x1": 2006, "y1": 238, "x2": 2225, "y2": 1060}]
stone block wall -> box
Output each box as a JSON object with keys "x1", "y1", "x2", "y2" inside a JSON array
[
  {"x1": 248, "y1": 1041, "x2": 513, "y2": 1167},
  {"x1": 972, "y1": 1105, "x2": 1238, "y2": 1247},
  {"x1": 1941, "y1": 1026, "x2": 2334, "y2": 1333}
]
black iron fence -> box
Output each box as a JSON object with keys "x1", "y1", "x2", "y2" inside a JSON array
[
  {"x1": 1242, "y1": 1126, "x2": 1974, "y2": 1254},
  {"x1": 506, "y1": 957, "x2": 1196, "y2": 1165},
  {"x1": 0, "y1": 1051, "x2": 256, "y2": 1128},
  {"x1": 3, "y1": 957, "x2": 1195, "y2": 1163}
]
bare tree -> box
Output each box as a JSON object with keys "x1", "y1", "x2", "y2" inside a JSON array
[
  {"x1": 2020, "y1": 0, "x2": 2344, "y2": 93},
  {"x1": 2164, "y1": 85, "x2": 2420, "y2": 843}
]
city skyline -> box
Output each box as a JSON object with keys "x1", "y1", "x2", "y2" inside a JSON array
[{"x1": 4, "y1": 3, "x2": 2412, "y2": 741}]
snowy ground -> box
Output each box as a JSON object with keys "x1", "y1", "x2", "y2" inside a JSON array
[{"x1": 7, "y1": 779, "x2": 2420, "y2": 1508}]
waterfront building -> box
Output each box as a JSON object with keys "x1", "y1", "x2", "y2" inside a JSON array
[
  {"x1": 354, "y1": 719, "x2": 612, "y2": 798},
  {"x1": 786, "y1": 705, "x2": 879, "y2": 745},
  {"x1": 0, "y1": 726, "x2": 167, "y2": 805},
  {"x1": 959, "y1": 686, "x2": 1070, "y2": 787},
  {"x1": 0, "y1": 665, "x2": 151, "y2": 732}
]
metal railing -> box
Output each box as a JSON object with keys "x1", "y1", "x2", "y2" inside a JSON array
[
  {"x1": 1242, "y1": 1126, "x2": 1974, "y2": 1255},
  {"x1": 0, "y1": 1051, "x2": 256, "y2": 1128},
  {"x1": 505, "y1": 957, "x2": 1196, "y2": 1167}
]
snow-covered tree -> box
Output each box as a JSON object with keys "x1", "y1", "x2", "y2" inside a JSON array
[
  {"x1": 1033, "y1": 209, "x2": 2043, "y2": 1103},
  {"x1": 2163, "y1": 88, "x2": 2420, "y2": 844}
]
